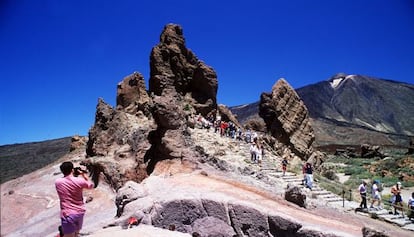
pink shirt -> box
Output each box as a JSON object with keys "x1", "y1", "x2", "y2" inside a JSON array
[{"x1": 55, "y1": 175, "x2": 94, "y2": 217}]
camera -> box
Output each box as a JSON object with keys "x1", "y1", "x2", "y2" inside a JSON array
[{"x1": 73, "y1": 167, "x2": 88, "y2": 177}]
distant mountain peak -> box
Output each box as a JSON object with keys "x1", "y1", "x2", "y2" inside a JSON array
[{"x1": 328, "y1": 73, "x2": 357, "y2": 89}]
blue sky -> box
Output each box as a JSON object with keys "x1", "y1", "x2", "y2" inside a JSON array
[{"x1": 1, "y1": 0, "x2": 413, "y2": 145}]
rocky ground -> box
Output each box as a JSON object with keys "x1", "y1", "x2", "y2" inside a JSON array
[{"x1": 1, "y1": 127, "x2": 413, "y2": 237}]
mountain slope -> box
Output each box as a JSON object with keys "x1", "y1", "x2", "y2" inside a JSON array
[
  {"x1": 296, "y1": 74, "x2": 414, "y2": 135},
  {"x1": 0, "y1": 137, "x2": 71, "y2": 183},
  {"x1": 231, "y1": 74, "x2": 414, "y2": 146}
]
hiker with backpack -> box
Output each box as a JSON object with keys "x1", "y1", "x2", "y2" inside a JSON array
[
  {"x1": 55, "y1": 161, "x2": 94, "y2": 237},
  {"x1": 370, "y1": 180, "x2": 383, "y2": 210}
]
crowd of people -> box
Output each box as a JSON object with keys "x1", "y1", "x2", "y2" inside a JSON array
[{"x1": 358, "y1": 180, "x2": 414, "y2": 219}]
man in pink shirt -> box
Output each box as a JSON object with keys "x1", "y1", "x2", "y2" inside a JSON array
[{"x1": 55, "y1": 161, "x2": 94, "y2": 237}]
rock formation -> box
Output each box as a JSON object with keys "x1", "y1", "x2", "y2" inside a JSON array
[
  {"x1": 149, "y1": 24, "x2": 218, "y2": 117},
  {"x1": 85, "y1": 24, "x2": 219, "y2": 189},
  {"x1": 217, "y1": 104, "x2": 242, "y2": 128},
  {"x1": 116, "y1": 72, "x2": 152, "y2": 117},
  {"x1": 360, "y1": 144, "x2": 385, "y2": 158},
  {"x1": 259, "y1": 78, "x2": 325, "y2": 165},
  {"x1": 86, "y1": 97, "x2": 155, "y2": 189},
  {"x1": 145, "y1": 24, "x2": 219, "y2": 174}
]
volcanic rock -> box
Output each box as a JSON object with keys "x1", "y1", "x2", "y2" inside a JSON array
[
  {"x1": 217, "y1": 104, "x2": 241, "y2": 128},
  {"x1": 86, "y1": 98, "x2": 155, "y2": 190},
  {"x1": 70, "y1": 135, "x2": 87, "y2": 151},
  {"x1": 259, "y1": 78, "x2": 320, "y2": 162},
  {"x1": 116, "y1": 72, "x2": 152, "y2": 117},
  {"x1": 284, "y1": 186, "x2": 307, "y2": 208},
  {"x1": 191, "y1": 216, "x2": 236, "y2": 237},
  {"x1": 149, "y1": 23, "x2": 218, "y2": 116},
  {"x1": 360, "y1": 144, "x2": 385, "y2": 158}
]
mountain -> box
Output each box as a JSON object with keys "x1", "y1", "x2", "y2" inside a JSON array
[
  {"x1": 0, "y1": 137, "x2": 71, "y2": 184},
  {"x1": 231, "y1": 74, "x2": 414, "y2": 146}
]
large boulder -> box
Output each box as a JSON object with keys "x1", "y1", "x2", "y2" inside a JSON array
[
  {"x1": 268, "y1": 215, "x2": 302, "y2": 237},
  {"x1": 362, "y1": 226, "x2": 390, "y2": 237},
  {"x1": 285, "y1": 186, "x2": 307, "y2": 208}
]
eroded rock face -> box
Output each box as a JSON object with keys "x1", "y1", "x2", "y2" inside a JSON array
[
  {"x1": 86, "y1": 98, "x2": 155, "y2": 189},
  {"x1": 149, "y1": 23, "x2": 218, "y2": 116},
  {"x1": 144, "y1": 24, "x2": 218, "y2": 171},
  {"x1": 259, "y1": 78, "x2": 320, "y2": 162},
  {"x1": 116, "y1": 72, "x2": 152, "y2": 117}
]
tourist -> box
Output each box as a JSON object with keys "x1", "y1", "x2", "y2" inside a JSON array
[
  {"x1": 358, "y1": 180, "x2": 367, "y2": 209},
  {"x1": 370, "y1": 180, "x2": 382, "y2": 210},
  {"x1": 249, "y1": 142, "x2": 257, "y2": 163},
  {"x1": 391, "y1": 181, "x2": 404, "y2": 217},
  {"x1": 55, "y1": 162, "x2": 94, "y2": 237},
  {"x1": 281, "y1": 157, "x2": 288, "y2": 176},
  {"x1": 255, "y1": 143, "x2": 263, "y2": 164},
  {"x1": 304, "y1": 162, "x2": 313, "y2": 190},
  {"x1": 408, "y1": 192, "x2": 414, "y2": 220}
]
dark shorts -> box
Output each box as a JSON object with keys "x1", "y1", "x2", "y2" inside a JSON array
[
  {"x1": 61, "y1": 213, "x2": 84, "y2": 234},
  {"x1": 395, "y1": 194, "x2": 402, "y2": 203}
]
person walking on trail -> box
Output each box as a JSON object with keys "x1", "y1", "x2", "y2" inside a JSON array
[
  {"x1": 304, "y1": 162, "x2": 313, "y2": 190},
  {"x1": 249, "y1": 142, "x2": 257, "y2": 163},
  {"x1": 55, "y1": 161, "x2": 94, "y2": 237},
  {"x1": 370, "y1": 180, "x2": 382, "y2": 210},
  {"x1": 358, "y1": 180, "x2": 368, "y2": 209},
  {"x1": 281, "y1": 158, "x2": 288, "y2": 176},
  {"x1": 391, "y1": 181, "x2": 404, "y2": 217},
  {"x1": 408, "y1": 192, "x2": 414, "y2": 221}
]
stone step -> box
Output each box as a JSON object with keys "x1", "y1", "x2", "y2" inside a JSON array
[
  {"x1": 311, "y1": 191, "x2": 331, "y2": 196},
  {"x1": 325, "y1": 198, "x2": 345, "y2": 203},
  {"x1": 380, "y1": 215, "x2": 413, "y2": 227},
  {"x1": 402, "y1": 223, "x2": 414, "y2": 231},
  {"x1": 281, "y1": 177, "x2": 302, "y2": 181},
  {"x1": 367, "y1": 208, "x2": 388, "y2": 215}
]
